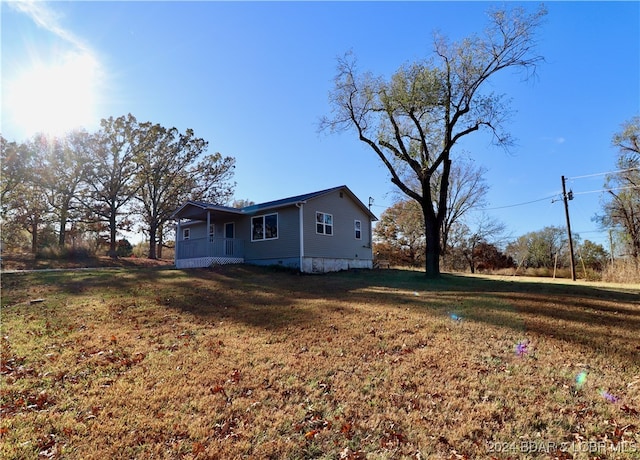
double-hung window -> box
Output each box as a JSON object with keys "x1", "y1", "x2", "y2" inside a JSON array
[
  {"x1": 354, "y1": 220, "x2": 362, "y2": 240},
  {"x1": 183, "y1": 228, "x2": 190, "y2": 240},
  {"x1": 316, "y1": 212, "x2": 333, "y2": 235},
  {"x1": 252, "y1": 213, "x2": 278, "y2": 241}
]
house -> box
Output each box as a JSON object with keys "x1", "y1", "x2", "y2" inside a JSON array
[{"x1": 171, "y1": 185, "x2": 377, "y2": 273}]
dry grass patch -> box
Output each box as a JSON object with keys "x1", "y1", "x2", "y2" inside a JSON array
[{"x1": 1, "y1": 266, "x2": 639, "y2": 459}]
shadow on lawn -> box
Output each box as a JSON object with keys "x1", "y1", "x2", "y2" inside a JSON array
[
  {"x1": 192, "y1": 266, "x2": 639, "y2": 364},
  {"x1": 356, "y1": 270, "x2": 640, "y2": 364},
  {"x1": 4, "y1": 265, "x2": 638, "y2": 362},
  {"x1": 172, "y1": 267, "x2": 639, "y2": 357}
]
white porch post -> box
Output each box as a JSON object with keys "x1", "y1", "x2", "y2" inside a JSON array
[
  {"x1": 297, "y1": 202, "x2": 304, "y2": 272},
  {"x1": 175, "y1": 220, "x2": 180, "y2": 265},
  {"x1": 207, "y1": 211, "x2": 211, "y2": 256}
]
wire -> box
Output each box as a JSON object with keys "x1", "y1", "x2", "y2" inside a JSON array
[
  {"x1": 573, "y1": 184, "x2": 640, "y2": 196},
  {"x1": 568, "y1": 167, "x2": 640, "y2": 180},
  {"x1": 475, "y1": 194, "x2": 561, "y2": 211}
]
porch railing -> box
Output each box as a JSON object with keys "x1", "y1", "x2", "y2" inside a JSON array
[{"x1": 176, "y1": 237, "x2": 244, "y2": 259}]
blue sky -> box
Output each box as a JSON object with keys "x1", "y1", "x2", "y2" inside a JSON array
[{"x1": 2, "y1": 1, "x2": 639, "y2": 249}]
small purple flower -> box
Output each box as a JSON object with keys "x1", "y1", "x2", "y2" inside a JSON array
[
  {"x1": 599, "y1": 389, "x2": 619, "y2": 403},
  {"x1": 515, "y1": 340, "x2": 530, "y2": 357}
]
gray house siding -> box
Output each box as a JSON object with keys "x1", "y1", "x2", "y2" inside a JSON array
[
  {"x1": 177, "y1": 219, "x2": 240, "y2": 241},
  {"x1": 243, "y1": 205, "x2": 300, "y2": 266},
  {"x1": 303, "y1": 190, "x2": 373, "y2": 261},
  {"x1": 179, "y1": 220, "x2": 208, "y2": 240},
  {"x1": 172, "y1": 185, "x2": 375, "y2": 272}
]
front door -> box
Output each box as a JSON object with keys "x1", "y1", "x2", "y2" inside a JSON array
[{"x1": 224, "y1": 223, "x2": 235, "y2": 256}]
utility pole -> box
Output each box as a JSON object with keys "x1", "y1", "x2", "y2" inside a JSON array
[
  {"x1": 609, "y1": 229, "x2": 614, "y2": 265},
  {"x1": 561, "y1": 175, "x2": 576, "y2": 281}
]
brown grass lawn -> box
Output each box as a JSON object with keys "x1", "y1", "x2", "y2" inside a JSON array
[{"x1": 1, "y1": 266, "x2": 639, "y2": 459}]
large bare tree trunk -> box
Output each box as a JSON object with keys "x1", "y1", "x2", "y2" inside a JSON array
[
  {"x1": 422, "y1": 202, "x2": 441, "y2": 277},
  {"x1": 107, "y1": 212, "x2": 118, "y2": 258},
  {"x1": 157, "y1": 224, "x2": 164, "y2": 259},
  {"x1": 147, "y1": 222, "x2": 158, "y2": 259}
]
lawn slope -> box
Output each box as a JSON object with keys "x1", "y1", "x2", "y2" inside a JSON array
[{"x1": 1, "y1": 266, "x2": 639, "y2": 459}]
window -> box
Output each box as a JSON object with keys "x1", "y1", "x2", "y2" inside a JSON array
[
  {"x1": 183, "y1": 228, "x2": 190, "y2": 240},
  {"x1": 355, "y1": 220, "x2": 362, "y2": 240},
  {"x1": 316, "y1": 212, "x2": 333, "y2": 235},
  {"x1": 252, "y1": 213, "x2": 278, "y2": 241},
  {"x1": 225, "y1": 222, "x2": 235, "y2": 239},
  {"x1": 209, "y1": 224, "x2": 215, "y2": 242}
]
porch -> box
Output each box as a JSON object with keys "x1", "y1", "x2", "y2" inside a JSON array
[{"x1": 175, "y1": 237, "x2": 244, "y2": 269}]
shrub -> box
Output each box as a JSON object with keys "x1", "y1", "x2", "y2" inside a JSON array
[
  {"x1": 36, "y1": 245, "x2": 95, "y2": 260},
  {"x1": 116, "y1": 239, "x2": 133, "y2": 258},
  {"x1": 602, "y1": 259, "x2": 640, "y2": 283}
]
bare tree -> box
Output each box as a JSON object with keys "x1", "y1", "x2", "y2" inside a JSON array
[
  {"x1": 321, "y1": 6, "x2": 546, "y2": 276},
  {"x1": 437, "y1": 156, "x2": 489, "y2": 264},
  {"x1": 598, "y1": 116, "x2": 640, "y2": 261},
  {"x1": 451, "y1": 213, "x2": 507, "y2": 272}
]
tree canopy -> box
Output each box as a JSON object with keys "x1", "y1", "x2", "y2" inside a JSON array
[
  {"x1": 321, "y1": 5, "x2": 547, "y2": 276},
  {"x1": 1, "y1": 114, "x2": 235, "y2": 258}
]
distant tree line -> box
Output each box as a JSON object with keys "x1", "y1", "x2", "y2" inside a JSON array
[
  {"x1": 1, "y1": 114, "x2": 235, "y2": 259},
  {"x1": 374, "y1": 201, "x2": 610, "y2": 277}
]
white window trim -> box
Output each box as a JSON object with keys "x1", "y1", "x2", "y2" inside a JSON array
[
  {"x1": 316, "y1": 211, "x2": 334, "y2": 236},
  {"x1": 354, "y1": 220, "x2": 362, "y2": 240},
  {"x1": 251, "y1": 213, "x2": 279, "y2": 242},
  {"x1": 183, "y1": 228, "x2": 190, "y2": 240}
]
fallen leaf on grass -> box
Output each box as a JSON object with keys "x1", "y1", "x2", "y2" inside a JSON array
[
  {"x1": 447, "y1": 451, "x2": 470, "y2": 460},
  {"x1": 192, "y1": 442, "x2": 206, "y2": 454},
  {"x1": 380, "y1": 431, "x2": 407, "y2": 448},
  {"x1": 305, "y1": 429, "x2": 320, "y2": 440},
  {"x1": 621, "y1": 404, "x2": 639, "y2": 416},
  {"x1": 340, "y1": 447, "x2": 366, "y2": 459},
  {"x1": 230, "y1": 369, "x2": 241, "y2": 383},
  {"x1": 37, "y1": 433, "x2": 57, "y2": 457},
  {"x1": 214, "y1": 419, "x2": 239, "y2": 439},
  {"x1": 211, "y1": 385, "x2": 227, "y2": 397},
  {"x1": 340, "y1": 422, "x2": 353, "y2": 439}
]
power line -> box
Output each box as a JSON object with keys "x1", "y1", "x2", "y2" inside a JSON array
[
  {"x1": 573, "y1": 184, "x2": 640, "y2": 196},
  {"x1": 568, "y1": 167, "x2": 640, "y2": 180},
  {"x1": 477, "y1": 194, "x2": 560, "y2": 211},
  {"x1": 372, "y1": 173, "x2": 639, "y2": 212}
]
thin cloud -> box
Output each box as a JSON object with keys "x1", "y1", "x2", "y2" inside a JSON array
[
  {"x1": 541, "y1": 136, "x2": 566, "y2": 145},
  {"x1": 10, "y1": 0, "x2": 90, "y2": 52},
  {"x1": 6, "y1": 0, "x2": 107, "y2": 137}
]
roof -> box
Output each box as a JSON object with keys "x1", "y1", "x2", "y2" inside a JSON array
[
  {"x1": 170, "y1": 201, "x2": 244, "y2": 221},
  {"x1": 172, "y1": 185, "x2": 377, "y2": 221}
]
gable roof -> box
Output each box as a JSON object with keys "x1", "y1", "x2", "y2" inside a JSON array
[
  {"x1": 170, "y1": 201, "x2": 244, "y2": 221},
  {"x1": 172, "y1": 185, "x2": 377, "y2": 221}
]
